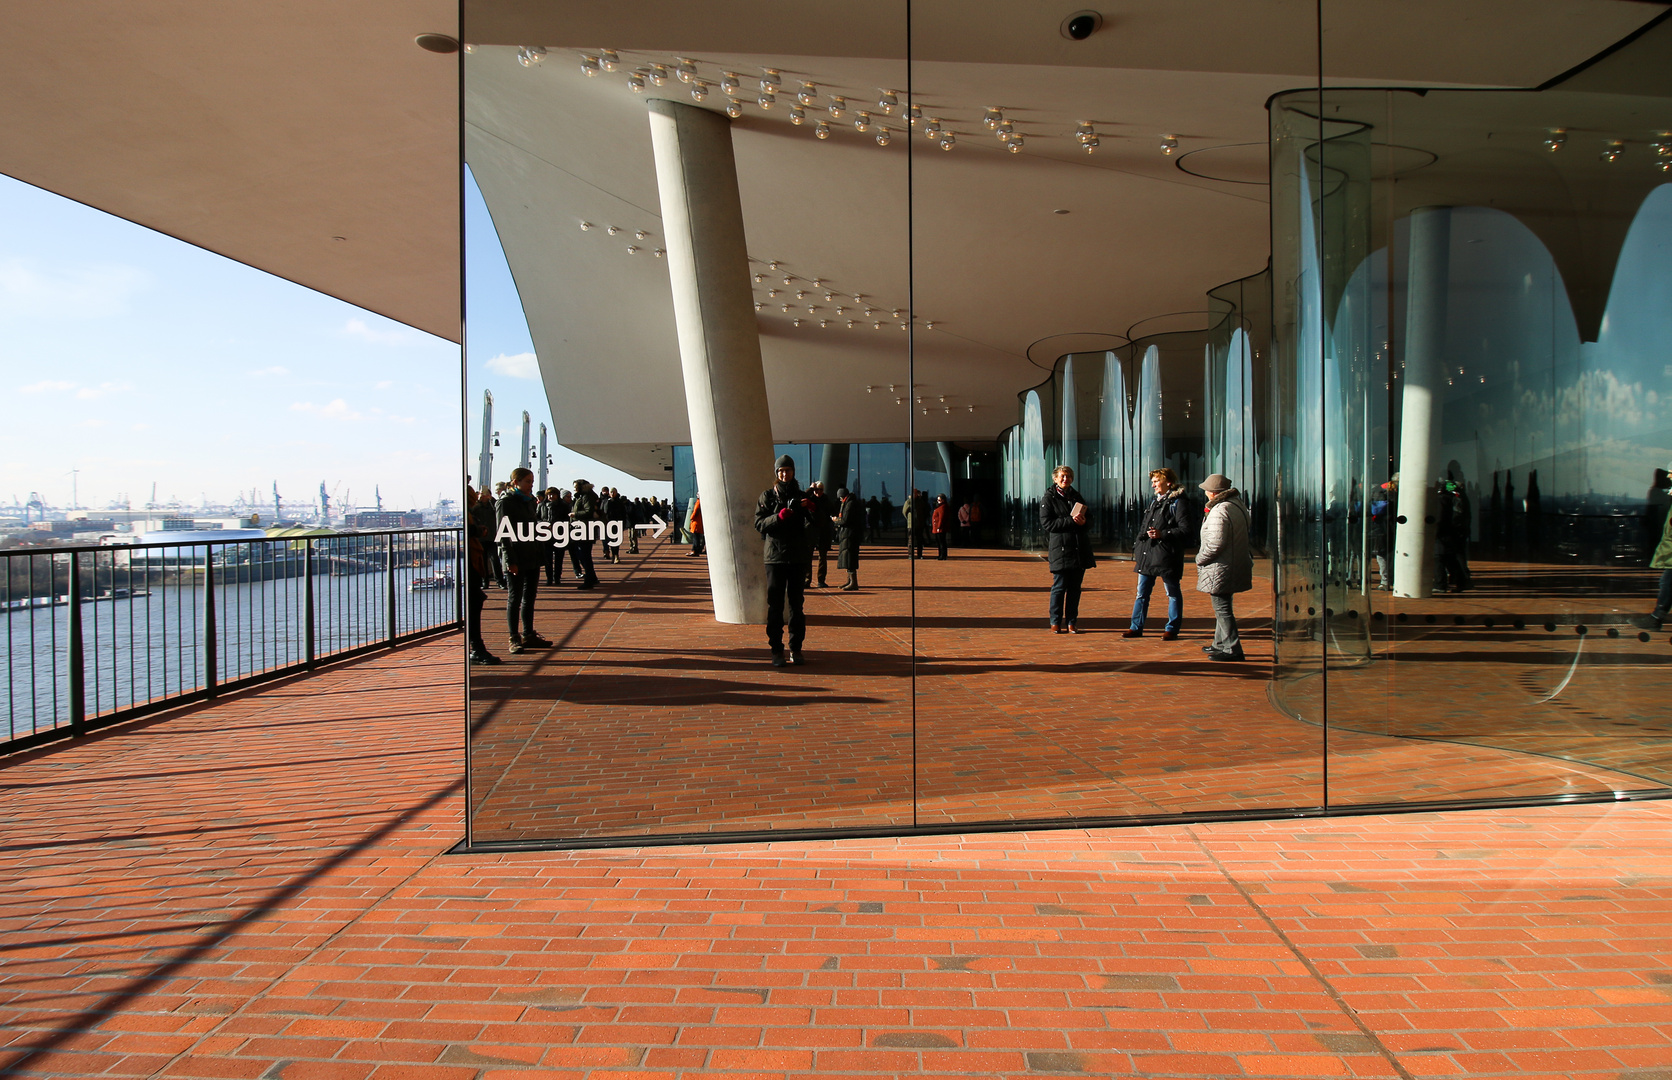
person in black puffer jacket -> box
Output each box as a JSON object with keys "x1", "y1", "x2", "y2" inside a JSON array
[
  {"x1": 1041, "y1": 465, "x2": 1097, "y2": 633},
  {"x1": 755, "y1": 455, "x2": 818, "y2": 666},
  {"x1": 1125, "y1": 467, "x2": 1196, "y2": 640}
]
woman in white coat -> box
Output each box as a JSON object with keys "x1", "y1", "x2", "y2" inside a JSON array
[{"x1": 1194, "y1": 473, "x2": 1254, "y2": 661}]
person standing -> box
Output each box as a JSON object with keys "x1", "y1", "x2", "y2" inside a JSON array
[
  {"x1": 1125, "y1": 467, "x2": 1193, "y2": 640},
  {"x1": 568, "y1": 479, "x2": 601, "y2": 590},
  {"x1": 755, "y1": 454, "x2": 816, "y2": 667},
  {"x1": 496, "y1": 468, "x2": 553, "y2": 654},
  {"x1": 539, "y1": 487, "x2": 564, "y2": 585},
  {"x1": 1195, "y1": 473, "x2": 1254, "y2": 661},
  {"x1": 1650, "y1": 478, "x2": 1672, "y2": 624},
  {"x1": 687, "y1": 495, "x2": 705, "y2": 557},
  {"x1": 835, "y1": 486, "x2": 861, "y2": 590},
  {"x1": 957, "y1": 499, "x2": 973, "y2": 548},
  {"x1": 805, "y1": 480, "x2": 835, "y2": 587},
  {"x1": 1042, "y1": 465, "x2": 1096, "y2": 633},
  {"x1": 931, "y1": 494, "x2": 951, "y2": 559},
  {"x1": 464, "y1": 486, "x2": 499, "y2": 665}
]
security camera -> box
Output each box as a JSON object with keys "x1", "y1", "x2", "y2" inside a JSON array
[{"x1": 1061, "y1": 10, "x2": 1102, "y2": 40}]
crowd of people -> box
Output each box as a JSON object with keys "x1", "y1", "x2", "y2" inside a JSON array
[{"x1": 464, "y1": 472, "x2": 673, "y2": 665}]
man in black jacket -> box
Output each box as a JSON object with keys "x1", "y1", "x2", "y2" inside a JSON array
[
  {"x1": 1124, "y1": 467, "x2": 1195, "y2": 640},
  {"x1": 496, "y1": 468, "x2": 553, "y2": 654},
  {"x1": 754, "y1": 455, "x2": 817, "y2": 667}
]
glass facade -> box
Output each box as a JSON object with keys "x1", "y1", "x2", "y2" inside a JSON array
[{"x1": 463, "y1": 1, "x2": 1672, "y2": 847}]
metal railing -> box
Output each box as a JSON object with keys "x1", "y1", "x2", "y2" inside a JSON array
[{"x1": 3, "y1": 527, "x2": 462, "y2": 754}]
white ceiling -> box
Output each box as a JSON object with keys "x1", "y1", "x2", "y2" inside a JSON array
[
  {"x1": 0, "y1": 0, "x2": 461, "y2": 342},
  {"x1": 465, "y1": 2, "x2": 1667, "y2": 476}
]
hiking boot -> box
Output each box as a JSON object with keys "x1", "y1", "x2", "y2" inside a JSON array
[{"x1": 521, "y1": 632, "x2": 553, "y2": 648}]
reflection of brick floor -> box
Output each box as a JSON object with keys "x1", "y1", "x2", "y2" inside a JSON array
[
  {"x1": 471, "y1": 542, "x2": 1667, "y2": 843},
  {"x1": 4, "y1": 652, "x2": 1670, "y2": 1080}
]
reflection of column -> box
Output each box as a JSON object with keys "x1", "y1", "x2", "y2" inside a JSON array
[
  {"x1": 647, "y1": 98, "x2": 771, "y2": 624},
  {"x1": 818, "y1": 444, "x2": 850, "y2": 493},
  {"x1": 1393, "y1": 206, "x2": 1450, "y2": 599}
]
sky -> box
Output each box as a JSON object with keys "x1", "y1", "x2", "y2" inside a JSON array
[{"x1": 0, "y1": 168, "x2": 668, "y2": 518}]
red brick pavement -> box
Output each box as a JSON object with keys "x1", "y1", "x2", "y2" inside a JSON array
[
  {"x1": 468, "y1": 541, "x2": 1667, "y2": 843},
  {"x1": 3, "y1": 568, "x2": 1670, "y2": 1079}
]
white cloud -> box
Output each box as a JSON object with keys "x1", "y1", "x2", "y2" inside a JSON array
[
  {"x1": 248, "y1": 366, "x2": 290, "y2": 378},
  {"x1": 374, "y1": 379, "x2": 394, "y2": 390},
  {"x1": 485, "y1": 351, "x2": 540, "y2": 379},
  {"x1": 76, "y1": 381, "x2": 134, "y2": 400},
  {"x1": 20, "y1": 379, "x2": 75, "y2": 394},
  {"x1": 290, "y1": 398, "x2": 365, "y2": 421},
  {"x1": 0, "y1": 257, "x2": 149, "y2": 319},
  {"x1": 343, "y1": 317, "x2": 419, "y2": 345}
]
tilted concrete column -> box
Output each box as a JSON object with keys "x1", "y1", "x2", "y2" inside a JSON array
[
  {"x1": 1393, "y1": 206, "x2": 1450, "y2": 599},
  {"x1": 818, "y1": 444, "x2": 850, "y2": 493},
  {"x1": 647, "y1": 98, "x2": 771, "y2": 624}
]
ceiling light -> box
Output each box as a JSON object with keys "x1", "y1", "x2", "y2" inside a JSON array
[
  {"x1": 755, "y1": 302, "x2": 765, "y2": 311},
  {"x1": 820, "y1": 320, "x2": 830, "y2": 328},
  {"x1": 878, "y1": 90, "x2": 898, "y2": 114},
  {"x1": 850, "y1": 321, "x2": 859, "y2": 329},
  {"x1": 690, "y1": 81, "x2": 709, "y2": 102},
  {"x1": 754, "y1": 272, "x2": 767, "y2": 283},
  {"x1": 996, "y1": 120, "x2": 1014, "y2": 141},
  {"x1": 1075, "y1": 121, "x2": 1095, "y2": 142},
  {"x1": 626, "y1": 245, "x2": 639, "y2": 254},
  {"x1": 717, "y1": 72, "x2": 739, "y2": 94},
  {"x1": 790, "y1": 106, "x2": 806, "y2": 125},
  {"x1": 866, "y1": 385, "x2": 875, "y2": 393},
  {"x1": 875, "y1": 322, "x2": 885, "y2": 330},
  {"x1": 891, "y1": 309, "x2": 903, "y2": 318},
  {"x1": 1083, "y1": 136, "x2": 1099, "y2": 153},
  {"x1": 824, "y1": 292, "x2": 836, "y2": 302},
  {"x1": 580, "y1": 55, "x2": 601, "y2": 76},
  {"x1": 864, "y1": 307, "x2": 876, "y2": 316},
  {"x1": 793, "y1": 319, "x2": 803, "y2": 327},
  {"x1": 768, "y1": 289, "x2": 781, "y2": 297},
  {"x1": 628, "y1": 72, "x2": 647, "y2": 92},
  {"x1": 815, "y1": 120, "x2": 831, "y2": 139},
  {"x1": 758, "y1": 91, "x2": 775, "y2": 109},
  {"x1": 943, "y1": 407, "x2": 951, "y2": 414},
  {"x1": 599, "y1": 49, "x2": 620, "y2": 71},
  {"x1": 925, "y1": 321, "x2": 936, "y2": 330},
  {"x1": 761, "y1": 69, "x2": 781, "y2": 90},
  {"x1": 782, "y1": 275, "x2": 794, "y2": 285},
  {"x1": 649, "y1": 64, "x2": 669, "y2": 86},
  {"x1": 1161, "y1": 134, "x2": 1179, "y2": 154},
  {"x1": 925, "y1": 118, "x2": 943, "y2": 139},
  {"x1": 1007, "y1": 135, "x2": 1022, "y2": 152},
  {"x1": 782, "y1": 303, "x2": 792, "y2": 312},
  {"x1": 1544, "y1": 128, "x2": 1567, "y2": 152},
  {"x1": 675, "y1": 58, "x2": 697, "y2": 83},
  {"x1": 796, "y1": 290, "x2": 809, "y2": 299},
  {"x1": 939, "y1": 395, "x2": 946, "y2": 403},
  {"x1": 516, "y1": 46, "x2": 547, "y2": 67},
  {"x1": 915, "y1": 396, "x2": 924, "y2": 404},
  {"x1": 876, "y1": 127, "x2": 891, "y2": 146},
  {"x1": 829, "y1": 96, "x2": 846, "y2": 118},
  {"x1": 769, "y1": 261, "x2": 782, "y2": 270},
  {"x1": 653, "y1": 248, "x2": 665, "y2": 258},
  {"x1": 606, "y1": 225, "x2": 621, "y2": 235},
  {"x1": 1602, "y1": 140, "x2": 1625, "y2": 162},
  {"x1": 984, "y1": 108, "x2": 1002, "y2": 130},
  {"x1": 797, "y1": 82, "x2": 818, "y2": 106},
  {"x1": 634, "y1": 229, "x2": 648, "y2": 240},
  {"x1": 578, "y1": 221, "x2": 593, "y2": 230},
  {"x1": 836, "y1": 306, "x2": 848, "y2": 314},
  {"x1": 725, "y1": 99, "x2": 743, "y2": 118},
  {"x1": 908, "y1": 104, "x2": 922, "y2": 126},
  {"x1": 854, "y1": 111, "x2": 871, "y2": 132}
]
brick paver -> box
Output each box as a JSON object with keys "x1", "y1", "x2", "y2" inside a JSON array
[{"x1": 2, "y1": 554, "x2": 1670, "y2": 1078}]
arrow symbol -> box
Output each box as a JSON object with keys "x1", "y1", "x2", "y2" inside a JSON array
[{"x1": 634, "y1": 514, "x2": 669, "y2": 539}]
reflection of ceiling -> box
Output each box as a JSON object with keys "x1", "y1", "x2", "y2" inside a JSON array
[
  {"x1": 0, "y1": 1, "x2": 461, "y2": 342},
  {"x1": 467, "y1": 2, "x2": 1666, "y2": 477}
]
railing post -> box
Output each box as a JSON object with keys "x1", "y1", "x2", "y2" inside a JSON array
[
  {"x1": 385, "y1": 532, "x2": 397, "y2": 646},
  {"x1": 304, "y1": 539, "x2": 316, "y2": 669},
  {"x1": 203, "y1": 543, "x2": 218, "y2": 697},
  {"x1": 68, "y1": 551, "x2": 85, "y2": 735}
]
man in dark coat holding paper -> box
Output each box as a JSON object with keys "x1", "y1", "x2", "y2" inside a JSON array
[{"x1": 755, "y1": 455, "x2": 817, "y2": 667}]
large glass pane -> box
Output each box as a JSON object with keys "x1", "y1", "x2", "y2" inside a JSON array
[
  {"x1": 463, "y1": 4, "x2": 913, "y2": 843},
  {"x1": 1294, "y1": 4, "x2": 1672, "y2": 805},
  {"x1": 909, "y1": 2, "x2": 1320, "y2": 825}
]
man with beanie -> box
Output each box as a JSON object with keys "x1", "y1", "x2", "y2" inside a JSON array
[{"x1": 755, "y1": 454, "x2": 817, "y2": 667}]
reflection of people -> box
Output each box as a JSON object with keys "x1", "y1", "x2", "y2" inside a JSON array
[
  {"x1": 835, "y1": 487, "x2": 861, "y2": 590},
  {"x1": 1370, "y1": 474, "x2": 1398, "y2": 590},
  {"x1": 755, "y1": 455, "x2": 816, "y2": 667},
  {"x1": 1435, "y1": 480, "x2": 1470, "y2": 593},
  {"x1": 1646, "y1": 469, "x2": 1671, "y2": 554},
  {"x1": 905, "y1": 490, "x2": 926, "y2": 559},
  {"x1": 686, "y1": 495, "x2": 704, "y2": 557},
  {"x1": 1126, "y1": 468, "x2": 1192, "y2": 640},
  {"x1": 957, "y1": 499, "x2": 973, "y2": 547},
  {"x1": 1195, "y1": 473, "x2": 1253, "y2": 662},
  {"x1": 1651, "y1": 486, "x2": 1672, "y2": 624},
  {"x1": 1041, "y1": 465, "x2": 1096, "y2": 633},
  {"x1": 464, "y1": 486, "x2": 499, "y2": 666},
  {"x1": 931, "y1": 494, "x2": 951, "y2": 559},
  {"x1": 497, "y1": 468, "x2": 554, "y2": 654},
  {"x1": 806, "y1": 481, "x2": 834, "y2": 587}
]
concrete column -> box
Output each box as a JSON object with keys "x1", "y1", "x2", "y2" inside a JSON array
[
  {"x1": 647, "y1": 98, "x2": 771, "y2": 624},
  {"x1": 818, "y1": 444, "x2": 850, "y2": 493},
  {"x1": 1393, "y1": 206, "x2": 1450, "y2": 599}
]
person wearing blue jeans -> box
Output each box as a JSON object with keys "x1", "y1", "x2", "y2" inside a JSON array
[{"x1": 1125, "y1": 467, "x2": 1195, "y2": 641}]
